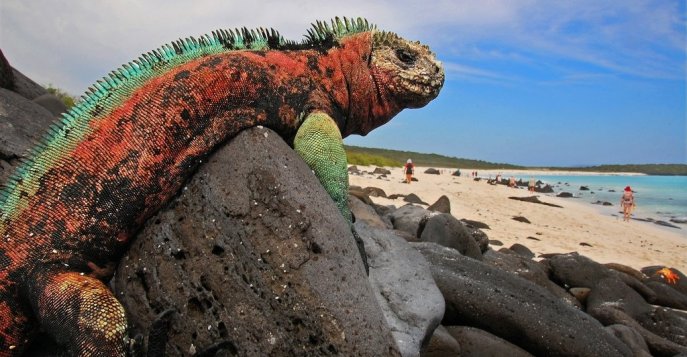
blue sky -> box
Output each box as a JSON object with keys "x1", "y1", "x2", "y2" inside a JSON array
[{"x1": 1, "y1": 1, "x2": 684, "y2": 166}]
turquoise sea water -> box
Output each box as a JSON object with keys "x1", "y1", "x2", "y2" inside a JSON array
[{"x1": 498, "y1": 174, "x2": 687, "y2": 226}]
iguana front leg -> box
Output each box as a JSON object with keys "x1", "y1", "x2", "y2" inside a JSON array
[{"x1": 294, "y1": 112, "x2": 368, "y2": 272}]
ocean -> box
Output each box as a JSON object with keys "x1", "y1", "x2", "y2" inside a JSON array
[{"x1": 495, "y1": 173, "x2": 687, "y2": 228}]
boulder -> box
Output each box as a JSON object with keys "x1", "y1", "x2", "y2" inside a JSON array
[
  {"x1": 355, "y1": 222, "x2": 445, "y2": 357},
  {"x1": 444, "y1": 326, "x2": 533, "y2": 357},
  {"x1": 0, "y1": 49, "x2": 13, "y2": 90},
  {"x1": 419, "y1": 213, "x2": 482, "y2": 260},
  {"x1": 389, "y1": 204, "x2": 434, "y2": 237},
  {"x1": 424, "y1": 168, "x2": 440, "y2": 175},
  {"x1": 426, "y1": 195, "x2": 450, "y2": 214},
  {"x1": 364, "y1": 186, "x2": 387, "y2": 198},
  {"x1": 0, "y1": 88, "x2": 56, "y2": 183},
  {"x1": 536, "y1": 184, "x2": 554, "y2": 193},
  {"x1": 10, "y1": 67, "x2": 48, "y2": 100},
  {"x1": 451, "y1": 170, "x2": 460, "y2": 177},
  {"x1": 506, "y1": 243, "x2": 535, "y2": 259},
  {"x1": 404, "y1": 193, "x2": 428, "y2": 205},
  {"x1": 413, "y1": 243, "x2": 632, "y2": 357},
  {"x1": 644, "y1": 281, "x2": 687, "y2": 310},
  {"x1": 547, "y1": 253, "x2": 656, "y2": 302},
  {"x1": 483, "y1": 249, "x2": 580, "y2": 307},
  {"x1": 557, "y1": 192, "x2": 573, "y2": 198},
  {"x1": 587, "y1": 277, "x2": 687, "y2": 356},
  {"x1": 114, "y1": 127, "x2": 400, "y2": 356},
  {"x1": 605, "y1": 325, "x2": 652, "y2": 357},
  {"x1": 580, "y1": 186, "x2": 590, "y2": 191},
  {"x1": 348, "y1": 186, "x2": 373, "y2": 205},
  {"x1": 373, "y1": 167, "x2": 391, "y2": 175},
  {"x1": 349, "y1": 195, "x2": 391, "y2": 230}
]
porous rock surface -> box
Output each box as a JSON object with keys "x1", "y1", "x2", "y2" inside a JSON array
[
  {"x1": 114, "y1": 127, "x2": 399, "y2": 356},
  {"x1": 413, "y1": 242, "x2": 632, "y2": 357}
]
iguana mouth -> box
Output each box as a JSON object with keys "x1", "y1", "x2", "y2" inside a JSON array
[{"x1": 399, "y1": 59, "x2": 444, "y2": 108}]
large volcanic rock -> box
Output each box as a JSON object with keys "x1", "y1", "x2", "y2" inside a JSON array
[
  {"x1": 114, "y1": 127, "x2": 399, "y2": 356},
  {"x1": 413, "y1": 243, "x2": 632, "y2": 357}
]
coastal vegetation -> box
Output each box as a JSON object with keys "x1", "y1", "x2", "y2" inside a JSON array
[{"x1": 344, "y1": 145, "x2": 687, "y2": 175}]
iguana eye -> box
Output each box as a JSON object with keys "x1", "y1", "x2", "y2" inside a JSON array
[{"x1": 395, "y1": 49, "x2": 416, "y2": 64}]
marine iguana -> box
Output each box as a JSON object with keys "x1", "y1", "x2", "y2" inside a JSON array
[{"x1": 0, "y1": 17, "x2": 444, "y2": 355}]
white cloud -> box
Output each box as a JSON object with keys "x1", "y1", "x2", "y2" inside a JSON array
[{"x1": 0, "y1": 0, "x2": 683, "y2": 95}]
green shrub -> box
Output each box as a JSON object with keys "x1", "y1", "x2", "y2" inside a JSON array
[{"x1": 45, "y1": 84, "x2": 78, "y2": 109}]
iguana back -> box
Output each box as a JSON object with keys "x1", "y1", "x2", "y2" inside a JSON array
[{"x1": 0, "y1": 17, "x2": 443, "y2": 355}]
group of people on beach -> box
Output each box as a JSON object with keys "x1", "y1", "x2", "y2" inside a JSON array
[{"x1": 401, "y1": 160, "x2": 637, "y2": 223}]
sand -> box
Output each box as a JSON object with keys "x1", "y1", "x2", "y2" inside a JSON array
[{"x1": 349, "y1": 166, "x2": 687, "y2": 272}]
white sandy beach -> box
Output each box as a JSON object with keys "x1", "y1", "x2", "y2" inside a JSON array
[{"x1": 349, "y1": 166, "x2": 687, "y2": 272}]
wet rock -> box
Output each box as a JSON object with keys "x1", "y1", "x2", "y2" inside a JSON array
[
  {"x1": 114, "y1": 128, "x2": 399, "y2": 356},
  {"x1": 444, "y1": 326, "x2": 533, "y2": 357},
  {"x1": 413, "y1": 243, "x2": 632, "y2": 357},
  {"x1": 557, "y1": 192, "x2": 573, "y2": 198},
  {"x1": 427, "y1": 195, "x2": 450, "y2": 214},
  {"x1": 424, "y1": 168, "x2": 440, "y2": 175},
  {"x1": 670, "y1": 217, "x2": 687, "y2": 224},
  {"x1": 404, "y1": 193, "x2": 428, "y2": 205},
  {"x1": 592, "y1": 200, "x2": 614, "y2": 206},
  {"x1": 580, "y1": 186, "x2": 590, "y2": 191},
  {"x1": 419, "y1": 213, "x2": 482, "y2": 260},
  {"x1": 536, "y1": 184, "x2": 554, "y2": 193},
  {"x1": 356, "y1": 222, "x2": 444, "y2": 357}
]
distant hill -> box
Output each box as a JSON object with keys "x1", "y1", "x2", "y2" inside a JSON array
[
  {"x1": 344, "y1": 146, "x2": 687, "y2": 175},
  {"x1": 344, "y1": 146, "x2": 523, "y2": 170},
  {"x1": 550, "y1": 164, "x2": 687, "y2": 176}
]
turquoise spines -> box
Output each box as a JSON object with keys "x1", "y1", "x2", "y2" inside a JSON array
[{"x1": 0, "y1": 17, "x2": 373, "y2": 216}]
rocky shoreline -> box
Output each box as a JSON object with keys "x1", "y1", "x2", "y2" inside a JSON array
[{"x1": 2, "y1": 52, "x2": 686, "y2": 356}]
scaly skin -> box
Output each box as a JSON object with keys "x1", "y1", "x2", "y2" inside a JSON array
[{"x1": 0, "y1": 17, "x2": 443, "y2": 355}]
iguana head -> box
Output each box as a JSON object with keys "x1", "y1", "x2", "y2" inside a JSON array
[{"x1": 370, "y1": 31, "x2": 444, "y2": 110}]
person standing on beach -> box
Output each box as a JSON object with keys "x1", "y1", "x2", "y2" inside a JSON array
[
  {"x1": 620, "y1": 186, "x2": 636, "y2": 222},
  {"x1": 528, "y1": 177, "x2": 536, "y2": 194},
  {"x1": 403, "y1": 159, "x2": 415, "y2": 184}
]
